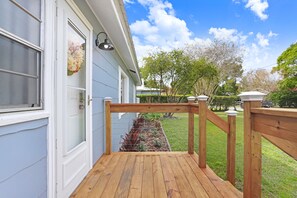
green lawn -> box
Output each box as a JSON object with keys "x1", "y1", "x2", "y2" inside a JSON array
[{"x1": 160, "y1": 112, "x2": 297, "y2": 197}]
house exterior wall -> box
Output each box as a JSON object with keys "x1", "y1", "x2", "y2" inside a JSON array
[
  {"x1": 73, "y1": 0, "x2": 137, "y2": 164},
  {"x1": 0, "y1": 119, "x2": 48, "y2": 198},
  {"x1": 0, "y1": 1, "x2": 138, "y2": 197}
]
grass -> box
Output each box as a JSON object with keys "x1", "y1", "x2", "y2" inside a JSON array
[{"x1": 160, "y1": 112, "x2": 297, "y2": 197}]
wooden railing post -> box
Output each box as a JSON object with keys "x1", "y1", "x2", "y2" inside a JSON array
[
  {"x1": 187, "y1": 96, "x2": 196, "y2": 154},
  {"x1": 105, "y1": 97, "x2": 112, "y2": 155},
  {"x1": 225, "y1": 108, "x2": 237, "y2": 185},
  {"x1": 239, "y1": 91, "x2": 266, "y2": 198},
  {"x1": 198, "y1": 95, "x2": 208, "y2": 168}
]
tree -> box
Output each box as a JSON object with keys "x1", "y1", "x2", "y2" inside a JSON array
[
  {"x1": 240, "y1": 69, "x2": 278, "y2": 93},
  {"x1": 141, "y1": 51, "x2": 171, "y2": 96},
  {"x1": 216, "y1": 78, "x2": 240, "y2": 96},
  {"x1": 141, "y1": 50, "x2": 217, "y2": 104},
  {"x1": 272, "y1": 42, "x2": 297, "y2": 89},
  {"x1": 184, "y1": 40, "x2": 243, "y2": 99},
  {"x1": 269, "y1": 42, "x2": 297, "y2": 107}
]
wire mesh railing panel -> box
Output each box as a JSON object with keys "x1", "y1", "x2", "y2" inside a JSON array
[{"x1": 262, "y1": 138, "x2": 297, "y2": 198}]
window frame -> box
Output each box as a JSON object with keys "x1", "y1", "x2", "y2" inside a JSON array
[
  {"x1": 119, "y1": 67, "x2": 129, "y2": 104},
  {"x1": 118, "y1": 67, "x2": 129, "y2": 118},
  {"x1": 0, "y1": 0, "x2": 44, "y2": 113}
]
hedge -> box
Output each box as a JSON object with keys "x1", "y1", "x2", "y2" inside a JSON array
[
  {"x1": 268, "y1": 90, "x2": 297, "y2": 108},
  {"x1": 136, "y1": 94, "x2": 190, "y2": 103},
  {"x1": 136, "y1": 94, "x2": 239, "y2": 110},
  {"x1": 210, "y1": 95, "x2": 240, "y2": 111}
]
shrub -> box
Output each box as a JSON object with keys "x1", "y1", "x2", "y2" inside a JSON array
[
  {"x1": 268, "y1": 90, "x2": 297, "y2": 108},
  {"x1": 151, "y1": 129, "x2": 158, "y2": 137},
  {"x1": 140, "y1": 113, "x2": 161, "y2": 121},
  {"x1": 153, "y1": 139, "x2": 162, "y2": 148},
  {"x1": 138, "y1": 142, "x2": 147, "y2": 151},
  {"x1": 137, "y1": 94, "x2": 190, "y2": 103},
  {"x1": 210, "y1": 95, "x2": 239, "y2": 111},
  {"x1": 139, "y1": 133, "x2": 146, "y2": 141}
]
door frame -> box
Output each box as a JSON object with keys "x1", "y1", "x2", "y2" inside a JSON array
[{"x1": 55, "y1": 0, "x2": 93, "y2": 196}]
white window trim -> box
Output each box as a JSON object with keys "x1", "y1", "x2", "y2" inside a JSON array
[
  {"x1": 0, "y1": 111, "x2": 50, "y2": 126},
  {"x1": 118, "y1": 66, "x2": 129, "y2": 118},
  {"x1": 133, "y1": 84, "x2": 136, "y2": 103}
]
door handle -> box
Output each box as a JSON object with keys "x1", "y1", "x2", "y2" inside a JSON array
[{"x1": 88, "y1": 95, "x2": 92, "y2": 106}]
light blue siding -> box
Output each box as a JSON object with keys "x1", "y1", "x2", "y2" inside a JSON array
[
  {"x1": 0, "y1": 119, "x2": 48, "y2": 198},
  {"x1": 73, "y1": 0, "x2": 138, "y2": 164}
]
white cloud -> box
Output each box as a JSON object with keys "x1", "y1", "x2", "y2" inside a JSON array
[
  {"x1": 232, "y1": 0, "x2": 241, "y2": 4},
  {"x1": 191, "y1": 37, "x2": 212, "y2": 47},
  {"x1": 256, "y1": 33, "x2": 269, "y2": 47},
  {"x1": 123, "y1": 0, "x2": 135, "y2": 4},
  {"x1": 132, "y1": 36, "x2": 157, "y2": 65},
  {"x1": 209, "y1": 27, "x2": 247, "y2": 44},
  {"x1": 245, "y1": 0, "x2": 269, "y2": 20},
  {"x1": 268, "y1": 30, "x2": 278, "y2": 37},
  {"x1": 130, "y1": 0, "x2": 193, "y2": 61},
  {"x1": 130, "y1": 20, "x2": 158, "y2": 36},
  {"x1": 255, "y1": 31, "x2": 277, "y2": 47},
  {"x1": 243, "y1": 42, "x2": 278, "y2": 71}
]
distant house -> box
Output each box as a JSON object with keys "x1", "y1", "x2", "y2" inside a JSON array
[
  {"x1": 136, "y1": 79, "x2": 161, "y2": 95},
  {"x1": 0, "y1": 0, "x2": 141, "y2": 197}
]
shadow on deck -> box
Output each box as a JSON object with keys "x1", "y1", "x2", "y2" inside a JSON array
[{"x1": 71, "y1": 152, "x2": 242, "y2": 198}]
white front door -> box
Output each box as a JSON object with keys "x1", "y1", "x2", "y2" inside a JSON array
[{"x1": 56, "y1": 1, "x2": 92, "y2": 197}]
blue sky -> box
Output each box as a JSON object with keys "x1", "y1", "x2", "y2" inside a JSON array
[{"x1": 124, "y1": 0, "x2": 297, "y2": 71}]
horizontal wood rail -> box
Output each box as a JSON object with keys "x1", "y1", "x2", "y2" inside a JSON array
[
  {"x1": 251, "y1": 108, "x2": 297, "y2": 118},
  {"x1": 243, "y1": 100, "x2": 297, "y2": 198},
  {"x1": 110, "y1": 103, "x2": 191, "y2": 113},
  {"x1": 104, "y1": 96, "x2": 236, "y2": 186},
  {"x1": 252, "y1": 108, "x2": 297, "y2": 159}
]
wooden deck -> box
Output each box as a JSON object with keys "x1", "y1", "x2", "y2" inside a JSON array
[{"x1": 71, "y1": 152, "x2": 242, "y2": 198}]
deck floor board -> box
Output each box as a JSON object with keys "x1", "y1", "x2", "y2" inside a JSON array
[{"x1": 71, "y1": 152, "x2": 242, "y2": 198}]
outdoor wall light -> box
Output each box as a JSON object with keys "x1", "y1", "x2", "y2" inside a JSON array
[{"x1": 95, "y1": 32, "x2": 114, "y2": 51}]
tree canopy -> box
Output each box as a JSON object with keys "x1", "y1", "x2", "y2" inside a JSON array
[
  {"x1": 269, "y1": 42, "x2": 297, "y2": 107},
  {"x1": 184, "y1": 40, "x2": 243, "y2": 98},
  {"x1": 273, "y1": 42, "x2": 297, "y2": 89},
  {"x1": 141, "y1": 49, "x2": 217, "y2": 102},
  {"x1": 240, "y1": 69, "x2": 278, "y2": 93}
]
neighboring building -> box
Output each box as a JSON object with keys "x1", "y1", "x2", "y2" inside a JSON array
[
  {"x1": 136, "y1": 79, "x2": 161, "y2": 95},
  {"x1": 0, "y1": 0, "x2": 141, "y2": 197}
]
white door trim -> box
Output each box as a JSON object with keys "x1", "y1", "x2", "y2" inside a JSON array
[
  {"x1": 46, "y1": 0, "x2": 57, "y2": 197},
  {"x1": 55, "y1": 0, "x2": 93, "y2": 197}
]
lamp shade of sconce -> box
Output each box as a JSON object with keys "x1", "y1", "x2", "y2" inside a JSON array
[{"x1": 95, "y1": 32, "x2": 114, "y2": 51}]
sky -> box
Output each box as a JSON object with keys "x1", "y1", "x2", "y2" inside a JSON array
[{"x1": 123, "y1": 0, "x2": 297, "y2": 72}]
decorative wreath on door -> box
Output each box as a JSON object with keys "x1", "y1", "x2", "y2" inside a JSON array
[{"x1": 67, "y1": 41, "x2": 85, "y2": 76}]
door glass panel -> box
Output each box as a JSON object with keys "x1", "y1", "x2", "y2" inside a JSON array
[
  {"x1": 66, "y1": 22, "x2": 86, "y2": 152},
  {"x1": 66, "y1": 88, "x2": 86, "y2": 151}
]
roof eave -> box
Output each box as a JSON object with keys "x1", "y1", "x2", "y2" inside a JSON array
[{"x1": 86, "y1": 0, "x2": 141, "y2": 85}]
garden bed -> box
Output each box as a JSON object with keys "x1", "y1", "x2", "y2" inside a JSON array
[{"x1": 119, "y1": 116, "x2": 171, "y2": 152}]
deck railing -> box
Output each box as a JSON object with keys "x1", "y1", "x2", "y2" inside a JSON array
[
  {"x1": 104, "y1": 95, "x2": 237, "y2": 185},
  {"x1": 240, "y1": 92, "x2": 297, "y2": 198}
]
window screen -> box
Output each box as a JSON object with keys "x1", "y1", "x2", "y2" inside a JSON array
[{"x1": 0, "y1": 0, "x2": 42, "y2": 112}]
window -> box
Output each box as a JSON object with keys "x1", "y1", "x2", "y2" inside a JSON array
[
  {"x1": 119, "y1": 68, "x2": 129, "y2": 103},
  {"x1": 0, "y1": 0, "x2": 43, "y2": 112}
]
